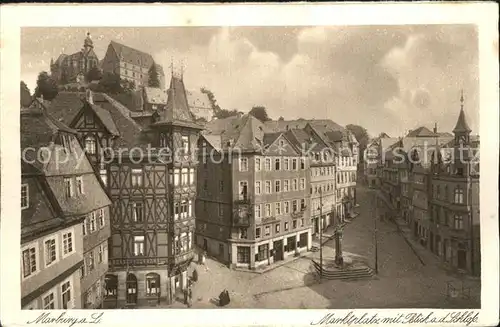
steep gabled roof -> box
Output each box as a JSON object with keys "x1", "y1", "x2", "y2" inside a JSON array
[
  {"x1": 204, "y1": 114, "x2": 264, "y2": 152},
  {"x1": 263, "y1": 119, "x2": 345, "y2": 134},
  {"x1": 108, "y1": 40, "x2": 164, "y2": 74},
  {"x1": 407, "y1": 126, "x2": 436, "y2": 137},
  {"x1": 153, "y1": 75, "x2": 203, "y2": 130},
  {"x1": 453, "y1": 108, "x2": 472, "y2": 134}
]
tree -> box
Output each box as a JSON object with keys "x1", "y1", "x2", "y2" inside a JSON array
[
  {"x1": 121, "y1": 79, "x2": 136, "y2": 93},
  {"x1": 85, "y1": 66, "x2": 102, "y2": 82},
  {"x1": 278, "y1": 116, "x2": 285, "y2": 121},
  {"x1": 148, "y1": 63, "x2": 160, "y2": 88},
  {"x1": 59, "y1": 69, "x2": 69, "y2": 85},
  {"x1": 200, "y1": 87, "x2": 221, "y2": 112},
  {"x1": 346, "y1": 124, "x2": 370, "y2": 163},
  {"x1": 97, "y1": 72, "x2": 123, "y2": 94},
  {"x1": 34, "y1": 71, "x2": 58, "y2": 101},
  {"x1": 249, "y1": 106, "x2": 271, "y2": 122},
  {"x1": 20, "y1": 81, "x2": 32, "y2": 107},
  {"x1": 214, "y1": 109, "x2": 242, "y2": 119}
]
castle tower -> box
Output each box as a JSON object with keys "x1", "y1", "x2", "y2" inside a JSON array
[{"x1": 83, "y1": 32, "x2": 94, "y2": 53}]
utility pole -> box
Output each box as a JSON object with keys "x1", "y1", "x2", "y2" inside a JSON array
[{"x1": 319, "y1": 188, "x2": 323, "y2": 280}]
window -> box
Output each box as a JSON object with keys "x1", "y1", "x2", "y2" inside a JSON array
[
  {"x1": 275, "y1": 180, "x2": 281, "y2": 193},
  {"x1": 255, "y1": 204, "x2": 261, "y2": 219},
  {"x1": 99, "y1": 169, "x2": 107, "y2": 186},
  {"x1": 265, "y1": 226, "x2": 270, "y2": 236},
  {"x1": 43, "y1": 292, "x2": 55, "y2": 309},
  {"x1": 189, "y1": 168, "x2": 195, "y2": 185},
  {"x1": 64, "y1": 178, "x2": 73, "y2": 198},
  {"x1": 188, "y1": 200, "x2": 193, "y2": 217},
  {"x1": 62, "y1": 232, "x2": 73, "y2": 256},
  {"x1": 21, "y1": 184, "x2": 29, "y2": 209},
  {"x1": 239, "y1": 181, "x2": 248, "y2": 200},
  {"x1": 146, "y1": 274, "x2": 160, "y2": 296},
  {"x1": 133, "y1": 236, "x2": 145, "y2": 256},
  {"x1": 22, "y1": 246, "x2": 37, "y2": 278},
  {"x1": 301, "y1": 199, "x2": 306, "y2": 210},
  {"x1": 265, "y1": 203, "x2": 271, "y2": 217},
  {"x1": 88, "y1": 251, "x2": 95, "y2": 271},
  {"x1": 300, "y1": 158, "x2": 305, "y2": 169},
  {"x1": 292, "y1": 179, "x2": 298, "y2": 191},
  {"x1": 265, "y1": 181, "x2": 272, "y2": 194},
  {"x1": 292, "y1": 200, "x2": 298, "y2": 212},
  {"x1": 257, "y1": 244, "x2": 269, "y2": 261},
  {"x1": 203, "y1": 179, "x2": 208, "y2": 190},
  {"x1": 89, "y1": 212, "x2": 96, "y2": 232},
  {"x1": 284, "y1": 222, "x2": 289, "y2": 231},
  {"x1": 131, "y1": 169, "x2": 143, "y2": 187},
  {"x1": 256, "y1": 227, "x2": 261, "y2": 238},
  {"x1": 61, "y1": 280, "x2": 72, "y2": 309},
  {"x1": 275, "y1": 202, "x2": 281, "y2": 216},
  {"x1": 454, "y1": 215, "x2": 464, "y2": 230},
  {"x1": 82, "y1": 219, "x2": 87, "y2": 236},
  {"x1": 255, "y1": 181, "x2": 261, "y2": 195},
  {"x1": 237, "y1": 246, "x2": 250, "y2": 263},
  {"x1": 454, "y1": 186, "x2": 464, "y2": 204},
  {"x1": 239, "y1": 228, "x2": 248, "y2": 239},
  {"x1": 79, "y1": 266, "x2": 85, "y2": 279},
  {"x1": 283, "y1": 180, "x2": 289, "y2": 192},
  {"x1": 45, "y1": 238, "x2": 57, "y2": 266},
  {"x1": 284, "y1": 201, "x2": 290, "y2": 214},
  {"x1": 293, "y1": 220, "x2": 297, "y2": 229},
  {"x1": 98, "y1": 244, "x2": 104, "y2": 263},
  {"x1": 275, "y1": 158, "x2": 281, "y2": 170},
  {"x1": 174, "y1": 169, "x2": 180, "y2": 186},
  {"x1": 255, "y1": 157, "x2": 261, "y2": 171},
  {"x1": 240, "y1": 158, "x2": 248, "y2": 171},
  {"x1": 292, "y1": 158, "x2": 298, "y2": 170},
  {"x1": 98, "y1": 209, "x2": 105, "y2": 227},
  {"x1": 181, "y1": 168, "x2": 189, "y2": 185},
  {"x1": 85, "y1": 136, "x2": 96, "y2": 154},
  {"x1": 300, "y1": 178, "x2": 305, "y2": 190},
  {"x1": 76, "y1": 176, "x2": 84, "y2": 195},
  {"x1": 132, "y1": 202, "x2": 143, "y2": 222},
  {"x1": 218, "y1": 203, "x2": 224, "y2": 217},
  {"x1": 301, "y1": 218, "x2": 305, "y2": 227},
  {"x1": 181, "y1": 135, "x2": 189, "y2": 154},
  {"x1": 219, "y1": 180, "x2": 225, "y2": 192},
  {"x1": 275, "y1": 223, "x2": 280, "y2": 233},
  {"x1": 284, "y1": 158, "x2": 289, "y2": 170},
  {"x1": 264, "y1": 158, "x2": 271, "y2": 171}
]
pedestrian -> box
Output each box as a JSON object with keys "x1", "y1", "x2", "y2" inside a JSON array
[
  {"x1": 219, "y1": 290, "x2": 225, "y2": 306},
  {"x1": 183, "y1": 288, "x2": 188, "y2": 305},
  {"x1": 188, "y1": 287, "x2": 193, "y2": 307},
  {"x1": 225, "y1": 290, "x2": 231, "y2": 305}
]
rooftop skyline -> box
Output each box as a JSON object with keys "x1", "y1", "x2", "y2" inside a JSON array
[{"x1": 21, "y1": 25, "x2": 479, "y2": 137}]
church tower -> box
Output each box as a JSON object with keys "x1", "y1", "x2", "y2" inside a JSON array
[
  {"x1": 83, "y1": 32, "x2": 94, "y2": 53},
  {"x1": 452, "y1": 91, "x2": 472, "y2": 177}
]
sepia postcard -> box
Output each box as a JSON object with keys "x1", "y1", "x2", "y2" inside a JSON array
[{"x1": 0, "y1": 2, "x2": 499, "y2": 327}]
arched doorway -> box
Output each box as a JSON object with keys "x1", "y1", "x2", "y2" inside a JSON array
[
  {"x1": 146, "y1": 273, "x2": 161, "y2": 304},
  {"x1": 104, "y1": 274, "x2": 118, "y2": 308},
  {"x1": 126, "y1": 273, "x2": 138, "y2": 304}
]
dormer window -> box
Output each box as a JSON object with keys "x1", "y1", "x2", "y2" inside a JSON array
[
  {"x1": 64, "y1": 178, "x2": 73, "y2": 198},
  {"x1": 85, "y1": 136, "x2": 96, "y2": 154}
]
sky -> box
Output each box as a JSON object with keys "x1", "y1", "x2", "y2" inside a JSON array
[{"x1": 21, "y1": 25, "x2": 479, "y2": 137}]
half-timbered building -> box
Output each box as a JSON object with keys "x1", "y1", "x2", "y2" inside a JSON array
[{"x1": 44, "y1": 73, "x2": 203, "y2": 307}]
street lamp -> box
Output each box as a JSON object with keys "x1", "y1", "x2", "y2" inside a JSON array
[{"x1": 373, "y1": 192, "x2": 379, "y2": 274}]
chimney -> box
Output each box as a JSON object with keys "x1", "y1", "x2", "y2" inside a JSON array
[
  {"x1": 86, "y1": 89, "x2": 94, "y2": 105},
  {"x1": 433, "y1": 122, "x2": 438, "y2": 134},
  {"x1": 286, "y1": 125, "x2": 289, "y2": 131}
]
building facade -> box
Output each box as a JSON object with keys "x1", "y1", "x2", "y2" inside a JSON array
[
  {"x1": 101, "y1": 41, "x2": 165, "y2": 89},
  {"x1": 21, "y1": 99, "x2": 111, "y2": 309},
  {"x1": 50, "y1": 33, "x2": 99, "y2": 85},
  {"x1": 196, "y1": 115, "x2": 312, "y2": 270},
  {"x1": 43, "y1": 74, "x2": 202, "y2": 307}
]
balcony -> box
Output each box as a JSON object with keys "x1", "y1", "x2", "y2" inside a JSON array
[
  {"x1": 233, "y1": 200, "x2": 251, "y2": 227},
  {"x1": 173, "y1": 251, "x2": 195, "y2": 266},
  {"x1": 109, "y1": 256, "x2": 169, "y2": 270}
]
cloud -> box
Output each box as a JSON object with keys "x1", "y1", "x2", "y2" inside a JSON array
[{"x1": 20, "y1": 25, "x2": 478, "y2": 137}]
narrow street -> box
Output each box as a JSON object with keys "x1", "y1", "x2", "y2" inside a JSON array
[{"x1": 156, "y1": 185, "x2": 480, "y2": 309}]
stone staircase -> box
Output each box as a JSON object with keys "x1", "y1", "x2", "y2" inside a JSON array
[{"x1": 311, "y1": 260, "x2": 375, "y2": 281}]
